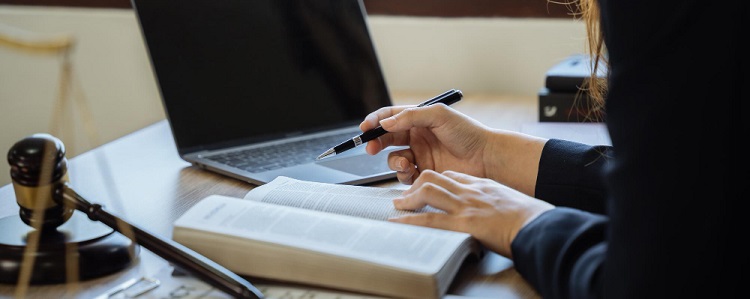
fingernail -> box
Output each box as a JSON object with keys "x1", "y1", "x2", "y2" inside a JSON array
[
  {"x1": 380, "y1": 117, "x2": 395, "y2": 128},
  {"x1": 399, "y1": 159, "x2": 408, "y2": 171}
]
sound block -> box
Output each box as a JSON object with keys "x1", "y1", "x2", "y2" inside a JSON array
[{"x1": 0, "y1": 211, "x2": 139, "y2": 285}]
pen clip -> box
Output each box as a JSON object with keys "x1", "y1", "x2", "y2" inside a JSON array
[{"x1": 419, "y1": 89, "x2": 459, "y2": 107}]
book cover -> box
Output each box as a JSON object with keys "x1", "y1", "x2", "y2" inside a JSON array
[
  {"x1": 538, "y1": 88, "x2": 605, "y2": 123},
  {"x1": 172, "y1": 176, "x2": 481, "y2": 299},
  {"x1": 544, "y1": 54, "x2": 606, "y2": 93}
]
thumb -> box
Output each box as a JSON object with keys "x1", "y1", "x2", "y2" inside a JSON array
[{"x1": 379, "y1": 104, "x2": 451, "y2": 132}]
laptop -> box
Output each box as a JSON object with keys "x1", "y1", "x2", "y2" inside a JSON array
[{"x1": 131, "y1": 0, "x2": 399, "y2": 185}]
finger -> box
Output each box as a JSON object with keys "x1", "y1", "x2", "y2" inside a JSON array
[
  {"x1": 401, "y1": 170, "x2": 466, "y2": 198},
  {"x1": 365, "y1": 136, "x2": 385, "y2": 155},
  {"x1": 394, "y1": 178, "x2": 461, "y2": 213},
  {"x1": 396, "y1": 166, "x2": 420, "y2": 185},
  {"x1": 379, "y1": 104, "x2": 454, "y2": 133},
  {"x1": 362, "y1": 106, "x2": 415, "y2": 156},
  {"x1": 441, "y1": 170, "x2": 479, "y2": 185},
  {"x1": 364, "y1": 128, "x2": 410, "y2": 155},
  {"x1": 359, "y1": 105, "x2": 411, "y2": 132},
  {"x1": 394, "y1": 182, "x2": 456, "y2": 211},
  {"x1": 388, "y1": 213, "x2": 456, "y2": 232},
  {"x1": 395, "y1": 160, "x2": 419, "y2": 185},
  {"x1": 364, "y1": 129, "x2": 395, "y2": 154},
  {"x1": 388, "y1": 150, "x2": 416, "y2": 172},
  {"x1": 387, "y1": 149, "x2": 419, "y2": 184}
]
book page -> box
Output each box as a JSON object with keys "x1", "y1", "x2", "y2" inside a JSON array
[
  {"x1": 244, "y1": 176, "x2": 443, "y2": 220},
  {"x1": 175, "y1": 195, "x2": 471, "y2": 274}
]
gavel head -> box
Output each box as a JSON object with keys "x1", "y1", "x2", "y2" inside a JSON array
[{"x1": 7, "y1": 133, "x2": 73, "y2": 231}]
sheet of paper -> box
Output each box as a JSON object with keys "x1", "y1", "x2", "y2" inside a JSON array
[{"x1": 95, "y1": 264, "x2": 477, "y2": 299}]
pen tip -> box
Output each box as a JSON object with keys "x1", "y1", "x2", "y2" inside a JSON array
[{"x1": 317, "y1": 148, "x2": 335, "y2": 160}]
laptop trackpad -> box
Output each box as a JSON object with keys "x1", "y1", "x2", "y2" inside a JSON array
[{"x1": 316, "y1": 153, "x2": 392, "y2": 176}]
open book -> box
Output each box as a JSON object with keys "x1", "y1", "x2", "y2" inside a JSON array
[{"x1": 173, "y1": 176, "x2": 481, "y2": 299}]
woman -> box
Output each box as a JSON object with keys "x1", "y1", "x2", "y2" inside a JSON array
[{"x1": 360, "y1": 0, "x2": 742, "y2": 298}]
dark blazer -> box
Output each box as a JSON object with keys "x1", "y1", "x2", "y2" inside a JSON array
[{"x1": 510, "y1": 0, "x2": 743, "y2": 298}]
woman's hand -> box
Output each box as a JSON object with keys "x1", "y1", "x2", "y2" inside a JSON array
[
  {"x1": 389, "y1": 170, "x2": 554, "y2": 258},
  {"x1": 361, "y1": 104, "x2": 492, "y2": 184},
  {"x1": 361, "y1": 102, "x2": 547, "y2": 196}
]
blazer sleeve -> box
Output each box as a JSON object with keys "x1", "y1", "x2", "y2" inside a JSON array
[
  {"x1": 512, "y1": 208, "x2": 606, "y2": 299},
  {"x1": 511, "y1": 140, "x2": 610, "y2": 299},
  {"x1": 534, "y1": 139, "x2": 612, "y2": 214}
]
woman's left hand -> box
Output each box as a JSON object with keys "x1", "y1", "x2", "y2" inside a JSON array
[{"x1": 389, "y1": 170, "x2": 554, "y2": 258}]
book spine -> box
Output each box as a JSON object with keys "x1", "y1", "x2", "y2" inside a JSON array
[
  {"x1": 543, "y1": 54, "x2": 605, "y2": 93},
  {"x1": 538, "y1": 88, "x2": 604, "y2": 123}
]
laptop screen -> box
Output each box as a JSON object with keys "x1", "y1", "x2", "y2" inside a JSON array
[{"x1": 132, "y1": 0, "x2": 391, "y2": 154}]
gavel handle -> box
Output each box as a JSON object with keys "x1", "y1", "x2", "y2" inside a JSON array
[{"x1": 59, "y1": 185, "x2": 264, "y2": 299}]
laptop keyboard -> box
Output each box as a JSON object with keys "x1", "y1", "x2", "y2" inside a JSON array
[{"x1": 204, "y1": 131, "x2": 358, "y2": 173}]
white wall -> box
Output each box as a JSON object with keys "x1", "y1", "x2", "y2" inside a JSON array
[{"x1": 0, "y1": 5, "x2": 585, "y2": 186}]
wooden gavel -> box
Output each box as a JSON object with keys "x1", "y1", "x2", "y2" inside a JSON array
[{"x1": 7, "y1": 133, "x2": 263, "y2": 298}]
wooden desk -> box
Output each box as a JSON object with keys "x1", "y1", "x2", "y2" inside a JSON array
[{"x1": 0, "y1": 92, "x2": 540, "y2": 298}]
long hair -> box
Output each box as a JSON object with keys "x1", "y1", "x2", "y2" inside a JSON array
[
  {"x1": 557, "y1": 0, "x2": 608, "y2": 121},
  {"x1": 580, "y1": 0, "x2": 607, "y2": 107}
]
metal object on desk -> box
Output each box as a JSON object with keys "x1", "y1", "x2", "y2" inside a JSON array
[
  {"x1": 0, "y1": 135, "x2": 137, "y2": 287},
  {"x1": 1, "y1": 133, "x2": 264, "y2": 299},
  {"x1": 95, "y1": 277, "x2": 161, "y2": 299}
]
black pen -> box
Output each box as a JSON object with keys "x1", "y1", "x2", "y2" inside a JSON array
[{"x1": 316, "y1": 89, "x2": 463, "y2": 160}]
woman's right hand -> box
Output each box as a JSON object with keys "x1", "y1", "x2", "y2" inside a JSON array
[
  {"x1": 361, "y1": 101, "x2": 547, "y2": 196},
  {"x1": 361, "y1": 103, "x2": 493, "y2": 185}
]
